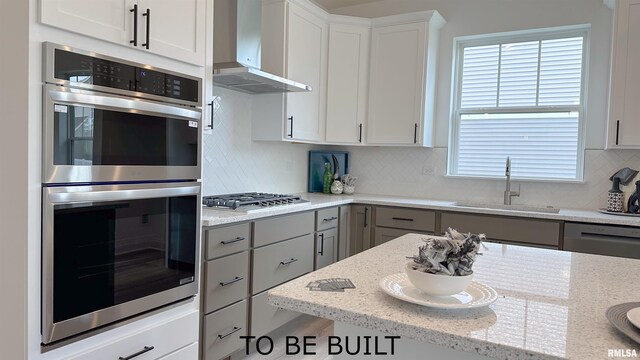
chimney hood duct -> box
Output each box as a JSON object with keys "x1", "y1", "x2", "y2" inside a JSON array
[{"x1": 213, "y1": 0, "x2": 312, "y2": 94}]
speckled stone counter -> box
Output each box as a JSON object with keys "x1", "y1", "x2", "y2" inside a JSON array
[
  {"x1": 202, "y1": 193, "x2": 640, "y2": 228},
  {"x1": 268, "y1": 234, "x2": 640, "y2": 359}
]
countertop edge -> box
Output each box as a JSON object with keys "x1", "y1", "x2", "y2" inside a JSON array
[
  {"x1": 202, "y1": 193, "x2": 640, "y2": 228},
  {"x1": 267, "y1": 292, "x2": 562, "y2": 360}
]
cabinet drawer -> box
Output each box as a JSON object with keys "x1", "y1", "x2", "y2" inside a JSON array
[
  {"x1": 252, "y1": 234, "x2": 314, "y2": 294},
  {"x1": 206, "y1": 223, "x2": 250, "y2": 260},
  {"x1": 441, "y1": 213, "x2": 560, "y2": 247},
  {"x1": 205, "y1": 251, "x2": 249, "y2": 313},
  {"x1": 251, "y1": 291, "x2": 301, "y2": 337},
  {"x1": 254, "y1": 212, "x2": 314, "y2": 247},
  {"x1": 204, "y1": 300, "x2": 248, "y2": 360},
  {"x1": 374, "y1": 227, "x2": 429, "y2": 247},
  {"x1": 375, "y1": 207, "x2": 436, "y2": 232},
  {"x1": 68, "y1": 311, "x2": 198, "y2": 360},
  {"x1": 316, "y1": 207, "x2": 339, "y2": 231},
  {"x1": 157, "y1": 342, "x2": 198, "y2": 360}
]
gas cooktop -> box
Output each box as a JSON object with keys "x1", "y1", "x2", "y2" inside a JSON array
[{"x1": 202, "y1": 192, "x2": 309, "y2": 213}]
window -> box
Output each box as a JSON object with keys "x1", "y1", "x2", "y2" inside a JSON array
[{"x1": 448, "y1": 27, "x2": 588, "y2": 181}]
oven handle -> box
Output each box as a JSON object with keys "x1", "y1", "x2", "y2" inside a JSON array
[
  {"x1": 47, "y1": 184, "x2": 201, "y2": 204},
  {"x1": 46, "y1": 85, "x2": 201, "y2": 121}
]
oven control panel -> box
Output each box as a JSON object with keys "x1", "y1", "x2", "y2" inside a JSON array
[{"x1": 50, "y1": 47, "x2": 199, "y2": 105}]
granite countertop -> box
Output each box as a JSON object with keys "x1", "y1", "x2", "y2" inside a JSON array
[
  {"x1": 202, "y1": 192, "x2": 640, "y2": 227},
  {"x1": 267, "y1": 234, "x2": 640, "y2": 359}
]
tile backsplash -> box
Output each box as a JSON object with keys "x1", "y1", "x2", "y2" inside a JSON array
[
  {"x1": 202, "y1": 87, "x2": 312, "y2": 196},
  {"x1": 343, "y1": 146, "x2": 640, "y2": 210},
  {"x1": 203, "y1": 87, "x2": 640, "y2": 210}
]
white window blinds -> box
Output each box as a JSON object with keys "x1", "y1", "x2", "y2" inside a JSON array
[{"x1": 450, "y1": 29, "x2": 587, "y2": 181}]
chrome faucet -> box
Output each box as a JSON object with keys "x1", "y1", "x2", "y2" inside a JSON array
[{"x1": 504, "y1": 157, "x2": 520, "y2": 205}]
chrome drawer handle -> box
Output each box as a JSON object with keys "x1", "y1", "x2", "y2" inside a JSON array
[
  {"x1": 220, "y1": 276, "x2": 244, "y2": 287},
  {"x1": 119, "y1": 346, "x2": 154, "y2": 360},
  {"x1": 280, "y1": 258, "x2": 298, "y2": 265},
  {"x1": 392, "y1": 217, "x2": 414, "y2": 222},
  {"x1": 221, "y1": 237, "x2": 245, "y2": 245},
  {"x1": 218, "y1": 326, "x2": 242, "y2": 339},
  {"x1": 322, "y1": 217, "x2": 338, "y2": 222}
]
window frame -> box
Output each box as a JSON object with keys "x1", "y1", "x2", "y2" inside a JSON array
[{"x1": 447, "y1": 25, "x2": 590, "y2": 182}]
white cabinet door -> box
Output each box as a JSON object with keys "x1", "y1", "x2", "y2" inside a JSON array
[
  {"x1": 285, "y1": 3, "x2": 328, "y2": 142},
  {"x1": 609, "y1": 0, "x2": 640, "y2": 147},
  {"x1": 325, "y1": 23, "x2": 370, "y2": 144},
  {"x1": 137, "y1": 0, "x2": 206, "y2": 65},
  {"x1": 40, "y1": 0, "x2": 135, "y2": 45},
  {"x1": 367, "y1": 22, "x2": 427, "y2": 145}
]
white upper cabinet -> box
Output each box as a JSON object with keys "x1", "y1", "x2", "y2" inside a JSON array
[
  {"x1": 608, "y1": 0, "x2": 640, "y2": 148},
  {"x1": 325, "y1": 21, "x2": 371, "y2": 145},
  {"x1": 367, "y1": 12, "x2": 445, "y2": 146},
  {"x1": 40, "y1": 0, "x2": 206, "y2": 66},
  {"x1": 254, "y1": 0, "x2": 328, "y2": 143},
  {"x1": 286, "y1": 2, "x2": 328, "y2": 142}
]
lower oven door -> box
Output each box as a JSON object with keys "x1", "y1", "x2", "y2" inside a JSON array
[{"x1": 41, "y1": 182, "x2": 201, "y2": 345}]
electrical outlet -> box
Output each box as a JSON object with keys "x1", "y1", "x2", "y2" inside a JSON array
[{"x1": 422, "y1": 166, "x2": 435, "y2": 176}]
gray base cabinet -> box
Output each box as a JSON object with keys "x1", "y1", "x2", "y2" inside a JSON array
[
  {"x1": 204, "y1": 300, "x2": 248, "y2": 360},
  {"x1": 349, "y1": 205, "x2": 372, "y2": 255},
  {"x1": 440, "y1": 212, "x2": 560, "y2": 248}
]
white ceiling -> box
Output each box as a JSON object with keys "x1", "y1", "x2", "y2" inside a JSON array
[{"x1": 312, "y1": 0, "x2": 385, "y2": 11}]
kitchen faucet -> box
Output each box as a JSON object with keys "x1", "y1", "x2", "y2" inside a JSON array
[{"x1": 504, "y1": 157, "x2": 520, "y2": 205}]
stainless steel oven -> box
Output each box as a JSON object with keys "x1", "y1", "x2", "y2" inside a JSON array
[
  {"x1": 41, "y1": 182, "x2": 201, "y2": 345},
  {"x1": 42, "y1": 42, "x2": 202, "y2": 184}
]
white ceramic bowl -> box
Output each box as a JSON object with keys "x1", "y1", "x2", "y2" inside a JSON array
[{"x1": 404, "y1": 262, "x2": 473, "y2": 297}]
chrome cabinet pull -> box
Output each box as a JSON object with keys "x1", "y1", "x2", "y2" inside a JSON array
[
  {"x1": 358, "y1": 124, "x2": 363, "y2": 143},
  {"x1": 413, "y1": 123, "x2": 418, "y2": 144},
  {"x1": 392, "y1": 217, "x2": 414, "y2": 222},
  {"x1": 322, "y1": 216, "x2": 338, "y2": 222},
  {"x1": 119, "y1": 346, "x2": 154, "y2": 360},
  {"x1": 221, "y1": 237, "x2": 245, "y2": 245},
  {"x1": 129, "y1": 5, "x2": 138, "y2": 46},
  {"x1": 219, "y1": 276, "x2": 243, "y2": 287},
  {"x1": 218, "y1": 326, "x2": 242, "y2": 339},
  {"x1": 142, "y1": 9, "x2": 150, "y2": 49},
  {"x1": 280, "y1": 258, "x2": 298, "y2": 265}
]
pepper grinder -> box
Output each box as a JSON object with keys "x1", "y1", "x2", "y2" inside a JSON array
[{"x1": 607, "y1": 177, "x2": 624, "y2": 212}]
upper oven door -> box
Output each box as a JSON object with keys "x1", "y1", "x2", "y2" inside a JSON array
[{"x1": 43, "y1": 84, "x2": 201, "y2": 184}]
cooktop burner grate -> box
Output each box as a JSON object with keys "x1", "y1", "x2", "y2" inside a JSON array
[{"x1": 202, "y1": 192, "x2": 308, "y2": 211}]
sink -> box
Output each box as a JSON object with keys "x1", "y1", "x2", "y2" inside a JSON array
[{"x1": 454, "y1": 201, "x2": 560, "y2": 214}]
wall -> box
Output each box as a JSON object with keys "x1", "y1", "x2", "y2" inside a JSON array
[
  {"x1": 202, "y1": 87, "x2": 313, "y2": 196},
  {"x1": 327, "y1": 0, "x2": 636, "y2": 209},
  {"x1": 0, "y1": 0, "x2": 29, "y2": 358}
]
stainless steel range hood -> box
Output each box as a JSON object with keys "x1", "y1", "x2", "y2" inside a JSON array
[{"x1": 213, "y1": 0, "x2": 312, "y2": 94}]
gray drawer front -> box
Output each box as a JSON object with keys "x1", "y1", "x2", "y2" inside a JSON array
[
  {"x1": 254, "y1": 212, "x2": 314, "y2": 247},
  {"x1": 564, "y1": 223, "x2": 640, "y2": 259},
  {"x1": 316, "y1": 207, "x2": 339, "y2": 231},
  {"x1": 206, "y1": 223, "x2": 250, "y2": 260},
  {"x1": 205, "y1": 251, "x2": 250, "y2": 313},
  {"x1": 251, "y1": 291, "x2": 301, "y2": 337},
  {"x1": 375, "y1": 207, "x2": 436, "y2": 232},
  {"x1": 252, "y1": 234, "x2": 314, "y2": 294},
  {"x1": 204, "y1": 300, "x2": 247, "y2": 360},
  {"x1": 441, "y1": 213, "x2": 560, "y2": 247},
  {"x1": 374, "y1": 227, "x2": 429, "y2": 247}
]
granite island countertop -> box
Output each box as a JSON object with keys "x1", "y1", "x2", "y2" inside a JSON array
[
  {"x1": 202, "y1": 193, "x2": 640, "y2": 227},
  {"x1": 267, "y1": 234, "x2": 640, "y2": 360}
]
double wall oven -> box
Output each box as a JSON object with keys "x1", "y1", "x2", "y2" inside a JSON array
[{"x1": 41, "y1": 43, "x2": 202, "y2": 346}]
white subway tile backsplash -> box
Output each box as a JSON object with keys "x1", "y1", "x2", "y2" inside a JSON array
[{"x1": 203, "y1": 87, "x2": 640, "y2": 210}]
